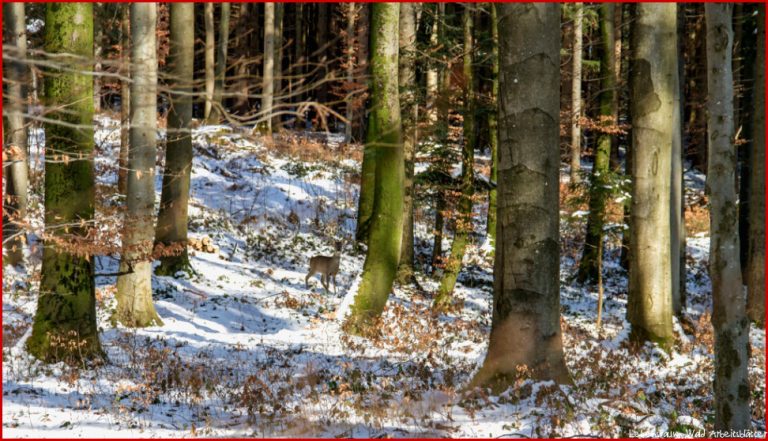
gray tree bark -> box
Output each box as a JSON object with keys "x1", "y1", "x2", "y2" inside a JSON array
[
  {"x1": 260, "y1": 2, "x2": 275, "y2": 135},
  {"x1": 203, "y1": 3, "x2": 215, "y2": 121},
  {"x1": 2, "y1": 2, "x2": 28, "y2": 267},
  {"x1": 116, "y1": 3, "x2": 163, "y2": 328},
  {"x1": 705, "y1": 3, "x2": 751, "y2": 430},
  {"x1": 570, "y1": 3, "x2": 583, "y2": 184},
  {"x1": 156, "y1": 2, "x2": 195, "y2": 277},
  {"x1": 397, "y1": 2, "x2": 417, "y2": 283},
  {"x1": 208, "y1": 2, "x2": 230, "y2": 124},
  {"x1": 626, "y1": 3, "x2": 675, "y2": 348},
  {"x1": 747, "y1": 5, "x2": 765, "y2": 327},
  {"x1": 118, "y1": 4, "x2": 130, "y2": 195},
  {"x1": 472, "y1": 3, "x2": 570, "y2": 388}
]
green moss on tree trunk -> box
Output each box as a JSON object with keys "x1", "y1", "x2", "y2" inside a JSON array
[
  {"x1": 28, "y1": 2, "x2": 102, "y2": 364},
  {"x1": 486, "y1": 3, "x2": 499, "y2": 251},
  {"x1": 346, "y1": 3, "x2": 403, "y2": 335}
]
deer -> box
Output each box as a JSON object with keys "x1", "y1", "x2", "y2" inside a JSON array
[{"x1": 305, "y1": 241, "x2": 342, "y2": 294}]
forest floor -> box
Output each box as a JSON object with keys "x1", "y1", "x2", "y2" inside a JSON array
[{"x1": 2, "y1": 118, "x2": 765, "y2": 438}]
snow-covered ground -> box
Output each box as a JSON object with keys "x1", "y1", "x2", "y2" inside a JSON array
[{"x1": 3, "y1": 118, "x2": 765, "y2": 438}]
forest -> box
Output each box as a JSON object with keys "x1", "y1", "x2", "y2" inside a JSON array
[{"x1": 1, "y1": 2, "x2": 766, "y2": 438}]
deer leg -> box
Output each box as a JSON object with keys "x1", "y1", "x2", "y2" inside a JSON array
[
  {"x1": 321, "y1": 274, "x2": 329, "y2": 292},
  {"x1": 305, "y1": 270, "x2": 316, "y2": 288}
]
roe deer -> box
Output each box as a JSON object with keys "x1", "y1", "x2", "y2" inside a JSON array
[{"x1": 306, "y1": 241, "x2": 342, "y2": 293}]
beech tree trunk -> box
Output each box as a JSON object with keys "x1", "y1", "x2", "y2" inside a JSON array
[
  {"x1": 115, "y1": 3, "x2": 163, "y2": 328},
  {"x1": 203, "y1": 3, "x2": 215, "y2": 121},
  {"x1": 626, "y1": 3, "x2": 675, "y2": 349},
  {"x1": 472, "y1": 3, "x2": 570, "y2": 388},
  {"x1": 260, "y1": 2, "x2": 275, "y2": 135},
  {"x1": 118, "y1": 4, "x2": 130, "y2": 195},
  {"x1": 486, "y1": 3, "x2": 499, "y2": 249},
  {"x1": 436, "y1": 5, "x2": 475, "y2": 307},
  {"x1": 397, "y1": 2, "x2": 417, "y2": 283},
  {"x1": 156, "y1": 2, "x2": 195, "y2": 277},
  {"x1": 747, "y1": 5, "x2": 766, "y2": 326},
  {"x1": 347, "y1": 3, "x2": 403, "y2": 334},
  {"x1": 208, "y1": 2, "x2": 230, "y2": 124},
  {"x1": 2, "y1": 2, "x2": 28, "y2": 267},
  {"x1": 27, "y1": 2, "x2": 102, "y2": 363},
  {"x1": 570, "y1": 3, "x2": 583, "y2": 184},
  {"x1": 705, "y1": 3, "x2": 751, "y2": 430}
]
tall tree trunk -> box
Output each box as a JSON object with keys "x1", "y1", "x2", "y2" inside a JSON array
[
  {"x1": 747, "y1": 5, "x2": 766, "y2": 327},
  {"x1": 671, "y1": 8, "x2": 685, "y2": 315},
  {"x1": 2, "y1": 2, "x2": 28, "y2": 267},
  {"x1": 570, "y1": 3, "x2": 584, "y2": 184},
  {"x1": 472, "y1": 3, "x2": 570, "y2": 388},
  {"x1": 156, "y1": 3, "x2": 195, "y2": 277},
  {"x1": 115, "y1": 3, "x2": 163, "y2": 328},
  {"x1": 577, "y1": 3, "x2": 616, "y2": 284},
  {"x1": 203, "y1": 3, "x2": 215, "y2": 121},
  {"x1": 272, "y1": 2, "x2": 284, "y2": 131},
  {"x1": 260, "y1": 2, "x2": 275, "y2": 135},
  {"x1": 705, "y1": 4, "x2": 751, "y2": 430},
  {"x1": 346, "y1": 3, "x2": 403, "y2": 334},
  {"x1": 93, "y1": 3, "x2": 103, "y2": 114},
  {"x1": 344, "y1": 3, "x2": 357, "y2": 143},
  {"x1": 435, "y1": 5, "x2": 475, "y2": 307},
  {"x1": 486, "y1": 2, "x2": 499, "y2": 250},
  {"x1": 627, "y1": 3, "x2": 675, "y2": 348},
  {"x1": 425, "y1": 4, "x2": 439, "y2": 121},
  {"x1": 118, "y1": 4, "x2": 130, "y2": 195},
  {"x1": 208, "y1": 2, "x2": 230, "y2": 124},
  {"x1": 397, "y1": 2, "x2": 417, "y2": 283},
  {"x1": 431, "y1": 3, "x2": 448, "y2": 269},
  {"x1": 28, "y1": 2, "x2": 102, "y2": 363}
]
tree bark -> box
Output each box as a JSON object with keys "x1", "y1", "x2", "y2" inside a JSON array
[
  {"x1": 486, "y1": 3, "x2": 499, "y2": 250},
  {"x1": 578, "y1": 3, "x2": 616, "y2": 284},
  {"x1": 115, "y1": 3, "x2": 163, "y2": 328},
  {"x1": 118, "y1": 4, "x2": 130, "y2": 195},
  {"x1": 203, "y1": 3, "x2": 215, "y2": 121},
  {"x1": 436, "y1": 5, "x2": 475, "y2": 307},
  {"x1": 747, "y1": 5, "x2": 766, "y2": 327},
  {"x1": 706, "y1": 3, "x2": 752, "y2": 430},
  {"x1": 208, "y1": 2, "x2": 230, "y2": 124},
  {"x1": 627, "y1": 3, "x2": 675, "y2": 348},
  {"x1": 260, "y1": 2, "x2": 275, "y2": 135},
  {"x1": 472, "y1": 3, "x2": 570, "y2": 388},
  {"x1": 425, "y1": 4, "x2": 439, "y2": 122},
  {"x1": 272, "y1": 2, "x2": 284, "y2": 131},
  {"x1": 570, "y1": 3, "x2": 584, "y2": 184},
  {"x1": 347, "y1": 3, "x2": 403, "y2": 334},
  {"x1": 28, "y1": 2, "x2": 102, "y2": 363},
  {"x1": 671, "y1": 9, "x2": 685, "y2": 316},
  {"x1": 156, "y1": 3, "x2": 195, "y2": 277},
  {"x1": 2, "y1": 2, "x2": 28, "y2": 267},
  {"x1": 397, "y1": 2, "x2": 417, "y2": 283}
]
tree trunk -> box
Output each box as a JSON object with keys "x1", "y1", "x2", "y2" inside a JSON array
[
  {"x1": 28, "y1": 2, "x2": 102, "y2": 363},
  {"x1": 208, "y1": 2, "x2": 230, "y2": 124},
  {"x1": 203, "y1": 3, "x2": 215, "y2": 121},
  {"x1": 671, "y1": 9, "x2": 685, "y2": 316},
  {"x1": 260, "y1": 2, "x2": 275, "y2": 135},
  {"x1": 344, "y1": 3, "x2": 357, "y2": 143},
  {"x1": 705, "y1": 4, "x2": 752, "y2": 430},
  {"x1": 2, "y1": 2, "x2": 28, "y2": 267},
  {"x1": 156, "y1": 3, "x2": 195, "y2": 277},
  {"x1": 627, "y1": 3, "x2": 675, "y2": 348},
  {"x1": 346, "y1": 3, "x2": 403, "y2": 334},
  {"x1": 93, "y1": 4, "x2": 103, "y2": 114},
  {"x1": 425, "y1": 4, "x2": 439, "y2": 122},
  {"x1": 747, "y1": 5, "x2": 766, "y2": 327},
  {"x1": 397, "y1": 2, "x2": 417, "y2": 283},
  {"x1": 486, "y1": 2, "x2": 499, "y2": 250},
  {"x1": 272, "y1": 2, "x2": 284, "y2": 131},
  {"x1": 570, "y1": 3, "x2": 583, "y2": 184},
  {"x1": 115, "y1": 3, "x2": 163, "y2": 328},
  {"x1": 472, "y1": 3, "x2": 570, "y2": 388},
  {"x1": 435, "y1": 5, "x2": 475, "y2": 307},
  {"x1": 118, "y1": 4, "x2": 130, "y2": 195},
  {"x1": 578, "y1": 3, "x2": 616, "y2": 284}
]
